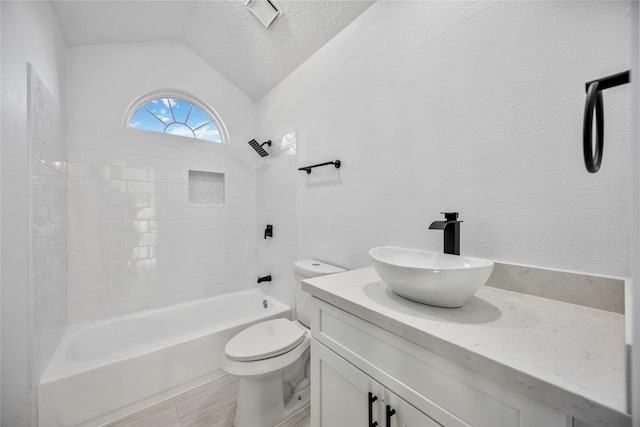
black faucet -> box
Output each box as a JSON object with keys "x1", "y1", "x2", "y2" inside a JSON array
[
  {"x1": 429, "y1": 212, "x2": 463, "y2": 255},
  {"x1": 257, "y1": 275, "x2": 272, "y2": 283}
]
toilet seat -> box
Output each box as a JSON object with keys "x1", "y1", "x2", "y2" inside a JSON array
[
  {"x1": 225, "y1": 318, "x2": 306, "y2": 362},
  {"x1": 221, "y1": 326, "x2": 310, "y2": 378}
]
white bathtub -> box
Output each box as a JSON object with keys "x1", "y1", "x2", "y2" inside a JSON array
[{"x1": 39, "y1": 288, "x2": 290, "y2": 427}]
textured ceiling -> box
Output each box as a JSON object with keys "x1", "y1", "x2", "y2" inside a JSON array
[{"x1": 50, "y1": 0, "x2": 375, "y2": 101}]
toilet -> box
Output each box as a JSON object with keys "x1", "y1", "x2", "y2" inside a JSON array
[{"x1": 221, "y1": 259, "x2": 345, "y2": 427}]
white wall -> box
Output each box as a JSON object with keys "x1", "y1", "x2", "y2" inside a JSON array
[
  {"x1": 631, "y1": 2, "x2": 639, "y2": 425},
  {"x1": 66, "y1": 41, "x2": 259, "y2": 323},
  {"x1": 258, "y1": 1, "x2": 632, "y2": 278},
  {"x1": 67, "y1": 41, "x2": 255, "y2": 140},
  {"x1": 1, "y1": 2, "x2": 3, "y2": 420},
  {"x1": 1, "y1": 1, "x2": 67, "y2": 425}
]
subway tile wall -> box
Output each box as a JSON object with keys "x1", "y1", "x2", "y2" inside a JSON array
[
  {"x1": 29, "y1": 65, "x2": 68, "y2": 383},
  {"x1": 256, "y1": 132, "x2": 298, "y2": 308},
  {"x1": 66, "y1": 119, "x2": 257, "y2": 324}
]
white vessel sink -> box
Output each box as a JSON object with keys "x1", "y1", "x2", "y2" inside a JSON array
[{"x1": 369, "y1": 247, "x2": 494, "y2": 308}]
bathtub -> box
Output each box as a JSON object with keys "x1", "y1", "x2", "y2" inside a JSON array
[{"x1": 39, "y1": 288, "x2": 290, "y2": 427}]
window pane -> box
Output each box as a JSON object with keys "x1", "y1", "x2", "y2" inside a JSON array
[
  {"x1": 166, "y1": 123, "x2": 195, "y2": 138},
  {"x1": 187, "y1": 106, "x2": 211, "y2": 129},
  {"x1": 171, "y1": 98, "x2": 191, "y2": 123},
  {"x1": 130, "y1": 108, "x2": 165, "y2": 132},
  {"x1": 194, "y1": 123, "x2": 222, "y2": 142},
  {"x1": 144, "y1": 99, "x2": 173, "y2": 124}
]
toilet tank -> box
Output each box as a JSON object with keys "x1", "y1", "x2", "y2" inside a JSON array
[{"x1": 294, "y1": 259, "x2": 345, "y2": 327}]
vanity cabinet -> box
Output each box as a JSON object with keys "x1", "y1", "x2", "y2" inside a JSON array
[
  {"x1": 310, "y1": 297, "x2": 568, "y2": 427},
  {"x1": 313, "y1": 340, "x2": 441, "y2": 427}
]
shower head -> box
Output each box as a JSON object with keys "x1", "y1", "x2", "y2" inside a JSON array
[{"x1": 248, "y1": 139, "x2": 271, "y2": 157}]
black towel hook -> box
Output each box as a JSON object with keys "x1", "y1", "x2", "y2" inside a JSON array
[{"x1": 583, "y1": 70, "x2": 630, "y2": 173}]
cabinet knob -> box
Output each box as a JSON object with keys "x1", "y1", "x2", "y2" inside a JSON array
[{"x1": 368, "y1": 392, "x2": 378, "y2": 427}]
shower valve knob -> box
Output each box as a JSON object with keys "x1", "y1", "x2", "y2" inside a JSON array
[{"x1": 264, "y1": 224, "x2": 273, "y2": 239}]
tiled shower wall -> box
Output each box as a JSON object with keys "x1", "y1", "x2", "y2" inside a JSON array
[
  {"x1": 29, "y1": 65, "x2": 68, "y2": 386},
  {"x1": 256, "y1": 133, "x2": 298, "y2": 308},
  {"x1": 66, "y1": 119, "x2": 257, "y2": 324}
]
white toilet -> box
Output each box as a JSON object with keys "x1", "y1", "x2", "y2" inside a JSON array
[{"x1": 221, "y1": 259, "x2": 345, "y2": 427}]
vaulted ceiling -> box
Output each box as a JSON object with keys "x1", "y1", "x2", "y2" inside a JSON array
[{"x1": 50, "y1": 0, "x2": 375, "y2": 101}]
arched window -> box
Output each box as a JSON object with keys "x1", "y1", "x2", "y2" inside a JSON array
[{"x1": 124, "y1": 90, "x2": 228, "y2": 143}]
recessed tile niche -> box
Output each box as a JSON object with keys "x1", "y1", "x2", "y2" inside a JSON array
[{"x1": 188, "y1": 170, "x2": 225, "y2": 204}]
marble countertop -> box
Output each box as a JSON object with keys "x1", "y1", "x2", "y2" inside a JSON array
[{"x1": 302, "y1": 267, "x2": 630, "y2": 427}]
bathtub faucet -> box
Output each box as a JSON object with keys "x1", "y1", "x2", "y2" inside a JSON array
[
  {"x1": 429, "y1": 212, "x2": 463, "y2": 255},
  {"x1": 257, "y1": 275, "x2": 272, "y2": 283}
]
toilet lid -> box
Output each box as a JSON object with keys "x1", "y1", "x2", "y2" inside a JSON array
[{"x1": 225, "y1": 318, "x2": 306, "y2": 362}]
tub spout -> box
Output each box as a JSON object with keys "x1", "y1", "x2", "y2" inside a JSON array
[
  {"x1": 429, "y1": 212, "x2": 463, "y2": 255},
  {"x1": 257, "y1": 275, "x2": 272, "y2": 283}
]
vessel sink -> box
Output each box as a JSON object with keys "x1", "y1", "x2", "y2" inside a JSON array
[{"x1": 369, "y1": 247, "x2": 494, "y2": 308}]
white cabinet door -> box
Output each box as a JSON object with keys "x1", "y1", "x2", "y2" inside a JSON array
[
  {"x1": 312, "y1": 339, "x2": 385, "y2": 427},
  {"x1": 385, "y1": 389, "x2": 443, "y2": 427}
]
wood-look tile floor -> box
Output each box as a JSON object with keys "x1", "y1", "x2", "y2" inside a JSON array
[{"x1": 103, "y1": 374, "x2": 310, "y2": 427}]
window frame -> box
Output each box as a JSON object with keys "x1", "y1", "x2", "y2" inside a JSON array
[{"x1": 123, "y1": 89, "x2": 229, "y2": 144}]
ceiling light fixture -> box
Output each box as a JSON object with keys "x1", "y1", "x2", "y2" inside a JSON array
[{"x1": 246, "y1": 0, "x2": 281, "y2": 30}]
